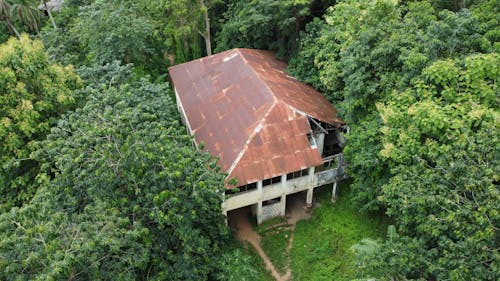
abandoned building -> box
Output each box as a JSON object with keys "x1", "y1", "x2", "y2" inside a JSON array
[{"x1": 168, "y1": 48, "x2": 347, "y2": 224}]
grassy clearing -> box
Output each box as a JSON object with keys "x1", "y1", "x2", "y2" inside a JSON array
[
  {"x1": 220, "y1": 235, "x2": 274, "y2": 281},
  {"x1": 290, "y1": 181, "x2": 388, "y2": 280},
  {"x1": 229, "y1": 180, "x2": 387, "y2": 281},
  {"x1": 257, "y1": 217, "x2": 293, "y2": 275}
]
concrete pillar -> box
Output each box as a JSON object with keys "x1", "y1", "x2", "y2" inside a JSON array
[
  {"x1": 308, "y1": 166, "x2": 315, "y2": 182},
  {"x1": 280, "y1": 195, "x2": 286, "y2": 216},
  {"x1": 315, "y1": 133, "x2": 325, "y2": 156},
  {"x1": 331, "y1": 181, "x2": 338, "y2": 203},
  {"x1": 222, "y1": 209, "x2": 228, "y2": 225},
  {"x1": 306, "y1": 166, "x2": 315, "y2": 208},
  {"x1": 253, "y1": 180, "x2": 263, "y2": 220},
  {"x1": 306, "y1": 188, "x2": 313, "y2": 208},
  {"x1": 257, "y1": 201, "x2": 263, "y2": 225},
  {"x1": 280, "y1": 174, "x2": 287, "y2": 216}
]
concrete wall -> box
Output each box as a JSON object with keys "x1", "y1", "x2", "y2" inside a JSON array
[
  {"x1": 222, "y1": 154, "x2": 345, "y2": 224},
  {"x1": 174, "y1": 88, "x2": 193, "y2": 136},
  {"x1": 261, "y1": 201, "x2": 282, "y2": 222},
  {"x1": 314, "y1": 132, "x2": 325, "y2": 156},
  {"x1": 222, "y1": 170, "x2": 317, "y2": 212}
]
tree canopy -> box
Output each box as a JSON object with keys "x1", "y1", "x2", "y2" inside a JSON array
[
  {"x1": 0, "y1": 0, "x2": 498, "y2": 280},
  {"x1": 289, "y1": 0, "x2": 499, "y2": 279},
  {"x1": 373, "y1": 53, "x2": 499, "y2": 280},
  {"x1": 0, "y1": 35, "x2": 81, "y2": 211},
  {"x1": 1, "y1": 65, "x2": 229, "y2": 280}
]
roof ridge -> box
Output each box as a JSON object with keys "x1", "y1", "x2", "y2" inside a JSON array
[
  {"x1": 238, "y1": 49, "x2": 316, "y2": 116},
  {"x1": 226, "y1": 101, "x2": 278, "y2": 177},
  {"x1": 237, "y1": 49, "x2": 278, "y2": 104}
]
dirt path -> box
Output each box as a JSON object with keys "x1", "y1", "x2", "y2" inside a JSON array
[
  {"x1": 231, "y1": 208, "x2": 287, "y2": 281},
  {"x1": 230, "y1": 195, "x2": 314, "y2": 281}
]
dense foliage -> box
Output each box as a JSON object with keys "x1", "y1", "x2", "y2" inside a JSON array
[
  {"x1": 0, "y1": 35, "x2": 81, "y2": 211},
  {"x1": 0, "y1": 0, "x2": 44, "y2": 39},
  {"x1": 0, "y1": 64, "x2": 229, "y2": 280},
  {"x1": 289, "y1": 0, "x2": 499, "y2": 279},
  {"x1": 1, "y1": 0, "x2": 498, "y2": 280},
  {"x1": 374, "y1": 54, "x2": 499, "y2": 280},
  {"x1": 215, "y1": 0, "x2": 336, "y2": 59},
  {"x1": 40, "y1": 0, "x2": 167, "y2": 75},
  {"x1": 215, "y1": 0, "x2": 310, "y2": 58}
]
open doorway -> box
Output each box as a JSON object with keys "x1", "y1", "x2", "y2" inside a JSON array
[{"x1": 227, "y1": 205, "x2": 254, "y2": 229}]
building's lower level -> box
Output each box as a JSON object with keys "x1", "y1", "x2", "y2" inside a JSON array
[{"x1": 222, "y1": 154, "x2": 345, "y2": 224}]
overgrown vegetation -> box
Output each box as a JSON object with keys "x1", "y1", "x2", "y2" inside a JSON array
[
  {"x1": 291, "y1": 184, "x2": 387, "y2": 280},
  {"x1": 0, "y1": 0, "x2": 498, "y2": 280},
  {"x1": 218, "y1": 239, "x2": 274, "y2": 281},
  {"x1": 288, "y1": 0, "x2": 499, "y2": 279},
  {"x1": 257, "y1": 217, "x2": 293, "y2": 275},
  {"x1": 0, "y1": 35, "x2": 81, "y2": 211}
]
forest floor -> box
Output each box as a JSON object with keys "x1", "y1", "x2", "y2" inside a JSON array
[{"x1": 229, "y1": 181, "x2": 388, "y2": 281}]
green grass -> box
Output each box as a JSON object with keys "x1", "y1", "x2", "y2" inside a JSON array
[
  {"x1": 290, "y1": 181, "x2": 388, "y2": 280},
  {"x1": 257, "y1": 217, "x2": 293, "y2": 275},
  {"x1": 229, "y1": 180, "x2": 388, "y2": 281},
  {"x1": 220, "y1": 235, "x2": 274, "y2": 281}
]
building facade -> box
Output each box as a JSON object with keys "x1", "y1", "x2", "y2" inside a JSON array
[{"x1": 169, "y1": 48, "x2": 346, "y2": 224}]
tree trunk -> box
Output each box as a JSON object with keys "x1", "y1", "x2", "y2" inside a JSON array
[
  {"x1": 200, "y1": 0, "x2": 211, "y2": 56},
  {"x1": 42, "y1": 1, "x2": 57, "y2": 29},
  {"x1": 5, "y1": 18, "x2": 21, "y2": 39}
]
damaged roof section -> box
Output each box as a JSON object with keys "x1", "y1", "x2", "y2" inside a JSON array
[{"x1": 168, "y1": 48, "x2": 345, "y2": 187}]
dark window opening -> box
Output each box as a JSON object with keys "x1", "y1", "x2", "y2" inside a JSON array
[
  {"x1": 322, "y1": 130, "x2": 344, "y2": 157},
  {"x1": 262, "y1": 197, "x2": 280, "y2": 206},
  {"x1": 262, "y1": 176, "x2": 281, "y2": 187},
  {"x1": 286, "y1": 168, "x2": 309, "y2": 180},
  {"x1": 224, "y1": 182, "x2": 257, "y2": 196}
]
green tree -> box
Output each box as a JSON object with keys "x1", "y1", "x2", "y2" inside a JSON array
[
  {"x1": 72, "y1": 0, "x2": 154, "y2": 64},
  {"x1": 0, "y1": 35, "x2": 81, "y2": 211},
  {"x1": 289, "y1": 1, "x2": 499, "y2": 278},
  {"x1": 0, "y1": 0, "x2": 21, "y2": 38},
  {"x1": 141, "y1": 0, "x2": 220, "y2": 63},
  {"x1": 40, "y1": 0, "x2": 97, "y2": 65},
  {"x1": 0, "y1": 194, "x2": 150, "y2": 280},
  {"x1": 1, "y1": 64, "x2": 229, "y2": 280},
  {"x1": 215, "y1": 0, "x2": 314, "y2": 59},
  {"x1": 373, "y1": 54, "x2": 499, "y2": 280},
  {"x1": 290, "y1": 0, "x2": 498, "y2": 210},
  {"x1": 10, "y1": 0, "x2": 41, "y2": 34},
  {"x1": 1, "y1": 0, "x2": 42, "y2": 39},
  {"x1": 41, "y1": 0, "x2": 169, "y2": 77}
]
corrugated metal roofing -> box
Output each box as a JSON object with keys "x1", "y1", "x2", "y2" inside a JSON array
[{"x1": 168, "y1": 48, "x2": 345, "y2": 188}]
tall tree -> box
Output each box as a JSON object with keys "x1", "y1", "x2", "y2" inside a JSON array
[
  {"x1": 215, "y1": 0, "x2": 314, "y2": 59},
  {"x1": 0, "y1": 35, "x2": 81, "y2": 212},
  {"x1": 153, "y1": 0, "x2": 218, "y2": 62},
  {"x1": 72, "y1": 0, "x2": 154, "y2": 64},
  {"x1": 373, "y1": 53, "x2": 499, "y2": 281},
  {"x1": 1, "y1": 64, "x2": 229, "y2": 280},
  {"x1": 0, "y1": 0, "x2": 20, "y2": 38},
  {"x1": 10, "y1": 0, "x2": 41, "y2": 34},
  {"x1": 289, "y1": 0, "x2": 498, "y2": 210},
  {"x1": 290, "y1": 0, "x2": 499, "y2": 279}
]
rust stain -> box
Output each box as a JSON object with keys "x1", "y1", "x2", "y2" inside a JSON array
[{"x1": 168, "y1": 48, "x2": 345, "y2": 188}]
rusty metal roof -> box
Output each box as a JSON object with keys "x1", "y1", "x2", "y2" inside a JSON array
[{"x1": 168, "y1": 48, "x2": 345, "y2": 188}]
